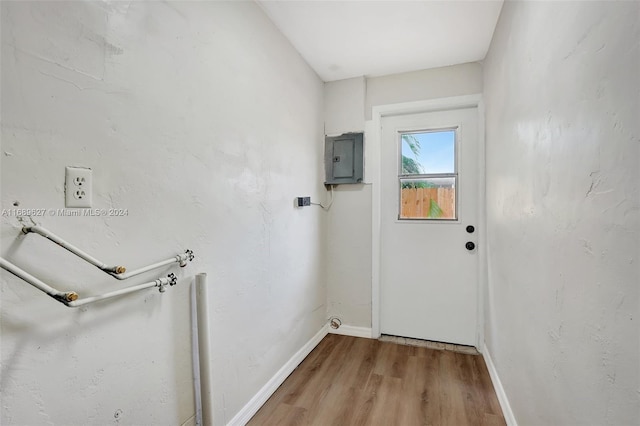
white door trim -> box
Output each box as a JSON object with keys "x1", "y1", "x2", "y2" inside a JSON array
[{"x1": 369, "y1": 94, "x2": 486, "y2": 349}]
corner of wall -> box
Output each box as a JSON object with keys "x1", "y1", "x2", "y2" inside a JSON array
[
  {"x1": 482, "y1": 343, "x2": 518, "y2": 426},
  {"x1": 226, "y1": 324, "x2": 329, "y2": 426}
]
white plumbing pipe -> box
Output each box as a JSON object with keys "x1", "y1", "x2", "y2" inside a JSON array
[
  {"x1": 191, "y1": 284, "x2": 203, "y2": 426},
  {"x1": 22, "y1": 225, "x2": 194, "y2": 279},
  {"x1": 67, "y1": 276, "x2": 175, "y2": 307},
  {"x1": 195, "y1": 273, "x2": 213, "y2": 426},
  {"x1": 0, "y1": 257, "x2": 76, "y2": 303},
  {"x1": 0, "y1": 257, "x2": 177, "y2": 307},
  {"x1": 23, "y1": 225, "x2": 120, "y2": 272},
  {"x1": 113, "y1": 252, "x2": 191, "y2": 280}
]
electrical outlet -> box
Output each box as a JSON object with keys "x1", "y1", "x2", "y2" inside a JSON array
[
  {"x1": 65, "y1": 166, "x2": 92, "y2": 208},
  {"x1": 296, "y1": 196, "x2": 311, "y2": 207}
]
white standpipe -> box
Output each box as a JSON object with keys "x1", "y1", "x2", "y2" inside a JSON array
[
  {"x1": 0, "y1": 257, "x2": 178, "y2": 307},
  {"x1": 195, "y1": 273, "x2": 213, "y2": 426},
  {"x1": 23, "y1": 225, "x2": 194, "y2": 280}
]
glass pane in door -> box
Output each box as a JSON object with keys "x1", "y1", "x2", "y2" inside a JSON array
[{"x1": 399, "y1": 177, "x2": 457, "y2": 220}]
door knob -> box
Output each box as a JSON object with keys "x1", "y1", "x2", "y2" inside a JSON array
[
  {"x1": 465, "y1": 241, "x2": 475, "y2": 251},
  {"x1": 466, "y1": 225, "x2": 475, "y2": 234}
]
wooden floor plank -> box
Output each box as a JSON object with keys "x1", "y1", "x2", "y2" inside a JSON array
[
  {"x1": 247, "y1": 335, "x2": 506, "y2": 426},
  {"x1": 257, "y1": 403, "x2": 307, "y2": 426},
  {"x1": 397, "y1": 355, "x2": 429, "y2": 426},
  {"x1": 352, "y1": 373, "x2": 383, "y2": 426}
]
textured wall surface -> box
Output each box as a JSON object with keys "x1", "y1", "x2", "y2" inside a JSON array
[
  {"x1": 483, "y1": 1, "x2": 639, "y2": 424},
  {"x1": 0, "y1": 2, "x2": 325, "y2": 425}
]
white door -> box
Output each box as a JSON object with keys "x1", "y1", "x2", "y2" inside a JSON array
[{"x1": 380, "y1": 108, "x2": 479, "y2": 346}]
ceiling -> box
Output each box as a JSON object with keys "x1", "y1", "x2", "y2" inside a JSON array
[{"x1": 257, "y1": 0, "x2": 504, "y2": 82}]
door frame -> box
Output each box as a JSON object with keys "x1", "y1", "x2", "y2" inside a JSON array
[{"x1": 369, "y1": 94, "x2": 486, "y2": 349}]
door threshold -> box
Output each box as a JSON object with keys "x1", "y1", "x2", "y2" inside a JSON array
[{"x1": 379, "y1": 334, "x2": 479, "y2": 355}]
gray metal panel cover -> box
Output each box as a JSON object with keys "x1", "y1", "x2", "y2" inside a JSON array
[
  {"x1": 325, "y1": 133, "x2": 364, "y2": 184},
  {"x1": 333, "y1": 138, "x2": 354, "y2": 178}
]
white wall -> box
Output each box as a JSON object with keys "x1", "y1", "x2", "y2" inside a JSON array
[
  {"x1": 483, "y1": 1, "x2": 639, "y2": 424},
  {"x1": 365, "y1": 63, "x2": 483, "y2": 120},
  {"x1": 323, "y1": 77, "x2": 372, "y2": 329},
  {"x1": 0, "y1": 2, "x2": 325, "y2": 425},
  {"x1": 324, "y1": 64, "x2": 482, "y2": 329},
  {"x1": 325, "y1": 183, "x2": 373, "y2": 329},
  {"x1": 324, "y1": 76, "x2": 365, "y2": 137}
]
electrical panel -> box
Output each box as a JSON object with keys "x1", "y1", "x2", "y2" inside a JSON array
[{"x1": 324, "y1": 133, "x2": 364, "y2": 185}]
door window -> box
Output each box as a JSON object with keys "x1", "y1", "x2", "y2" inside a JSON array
[{"x1": 399, "y1": 129, "x2": 457, "y2": 220}]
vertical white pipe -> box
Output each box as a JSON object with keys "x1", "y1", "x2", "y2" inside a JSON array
[
  {"x1": 195, "y1": 273, "x2": 213, "y2": 426},
  {"x1": 191, "y1": 281, "x2": 203, "y2": 426}
]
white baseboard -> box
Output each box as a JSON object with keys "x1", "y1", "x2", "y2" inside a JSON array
[
  {"x1": 226, "y1": 324, "x2": 329, "y2": 426},
  {"x1": 328, "y1": 324, "x2": 373, "y2": 339},
  {"x1": 482, "y1": 343, "x2": 517, "y2": 426}
]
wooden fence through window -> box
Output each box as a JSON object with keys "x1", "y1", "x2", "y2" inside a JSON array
[{"x1": 400, "y1": 187, "x2": 456, "y2": 219}]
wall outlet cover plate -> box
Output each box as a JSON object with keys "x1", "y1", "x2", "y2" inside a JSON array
[
  {"x1": 65, "y1": 166, "x2": 92, "y2": 208},
  {"x1": 297, "y1": 196, "x2": 311, "y2": 207}
]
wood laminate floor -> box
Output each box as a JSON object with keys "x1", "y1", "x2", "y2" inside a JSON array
[{"x1": 248, "y1": 334, "x2": 506, "y2": 426}]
